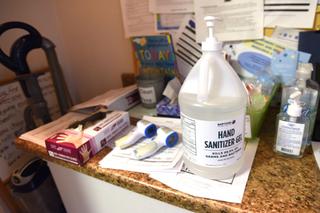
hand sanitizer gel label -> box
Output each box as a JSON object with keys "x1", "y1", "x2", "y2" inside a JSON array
[
  {"x1": 181, "y1": 113, "x2": 245, "y2": 167},
  {"x1": 276, "y1": 120, "x2": 304, "y2": 156},
  {"x1": 138, "y1": 87, "x2": 156, "y2": 104}
]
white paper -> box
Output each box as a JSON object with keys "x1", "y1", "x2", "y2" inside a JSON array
[
  {"x1": 312, "y1": 141, "x2": 320, "y2": 170},
  {"x1": 264, "y1": 0, "x2": 318, "y2": 28},
  {"x1": 150, "y1": 139, "x2": 259, "y2": 203},
  {"x1": 194, "y1": 0, "x2": 264, "y2": 42},
  {"x1": 0, "y1": 72, "x2": 60, "y2": 180},
  {"x1": 245, "y1": 115, "x2": 252, "y2": 138},
  {"x1": 270, "y1": 26, "x2": 303, "y2": 50},
  {"x1": 99, "y1": 116, "x2": 184, "y2": 173},
  {"x1": 142, "y1": 116, "x2": 182, "y2": 133},
  {"x1": 174, "y1": 15, "x2": 202, "y2": 80},
  {"x1": 120, "y1": 0, "x2": 156, "y2": 38},
  {"x1": 156, "y1": 13, "x2": 188, "y2": 32},
  {"x1": 162, "y1": 77, "x2": 181, "y2": 103},
  {"x1": 149, "y1": 0, "x2": 194, "y2": 13},
  {"x1": 99, "y1": 140, "x2": 183, "y2": 173}
]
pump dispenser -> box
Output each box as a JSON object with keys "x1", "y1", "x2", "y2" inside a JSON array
[
  {"x1": 275, "y1": 91, "x2": 309, "y2": 158},
  {"x1": 179, "y1": 16, "x2": 247, "y2": 179},
  {"x1": 201, "y1": 16, "x2": 222, "y2": 52},
  {"x1": 281, "y1": 63, "x2": 319, "y2": 143}
]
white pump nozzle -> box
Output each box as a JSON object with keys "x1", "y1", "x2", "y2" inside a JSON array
[
  {"x1": 202, "y1": 16, "x2": 222, "y2": 51},
  {"x1": 204, "y1": 16, "x2": 220, "y2": 37},
  {"x1": 287, "y1": 90, "x2": 302, "y2": 117},
  {"x1": 289, "y1": 90, "x2": 302, "y2": 99}
]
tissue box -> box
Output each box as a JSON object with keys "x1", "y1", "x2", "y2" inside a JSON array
[
  {"x1": 45, "y1": 111, "x2": 130, "y2": 165},
  {"x1": 156, "y1": 97, "x2": 180, "y2": 118}
]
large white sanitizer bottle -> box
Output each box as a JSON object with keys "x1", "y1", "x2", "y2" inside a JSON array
[{"x1": 178, "y1": 16, "x2": 248, "y2": 179}]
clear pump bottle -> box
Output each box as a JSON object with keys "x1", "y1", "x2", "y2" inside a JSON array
[
  {"x1": 295, "y1": 63, "x2": 319, "y2": 142},
  {"x1": 274, "y1": 91, "x2": 309, "y2": 158},
  {"x1": 281, "y1": 63, "x2": 319, "y2": 143},
  {"x1": 179, "y1": 17, "x2": 247, "y2": 179}
]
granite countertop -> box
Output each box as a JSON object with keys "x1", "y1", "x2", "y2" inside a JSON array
[{"x1": 16, "y1": 109, "x2": 320, "y2": 213}]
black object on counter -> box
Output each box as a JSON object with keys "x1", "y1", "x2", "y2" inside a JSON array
[
  {"x1": 11, "y1": 158, "x2": 66, "y2": 213},
  {"x1": 298, "y1": 31, "x2": 320, "y2": 141}
]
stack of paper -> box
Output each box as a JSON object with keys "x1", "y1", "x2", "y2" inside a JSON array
[
  {"x1": 120, "y1": 0, "x2": 318, "y2": 40},
  {"x1": 98, "y1": 115, "x2": 259, "y2": 203},
  {"x1": 150, "y1": 139, "x2": 259, "y2": 203},
  {"x1": 99, "y1": 139, "x2": 183, "y2": 173}
]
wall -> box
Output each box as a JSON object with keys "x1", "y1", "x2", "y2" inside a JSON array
[
  {"x1": 0, "y1": 0, "x2": 134, "y2": 103},
  {"x1": 54, "y1": 0, "x2": 134, "y2": 102},
  {"x1": 0, "y1": 0, "x2": 77, "y2": 101}
]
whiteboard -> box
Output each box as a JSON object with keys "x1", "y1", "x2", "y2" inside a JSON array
[{"x1": 0, "y1": 72, "x2": 60, "y2": 181}]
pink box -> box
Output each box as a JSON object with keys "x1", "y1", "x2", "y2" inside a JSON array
[{"x1": 45, "y1": 111, "x2": 130, "y2": 165}]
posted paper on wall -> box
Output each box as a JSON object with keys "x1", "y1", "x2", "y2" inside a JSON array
[
  {"x1": 0, "y1": 72, "x2": 60, "y2": 180},
  {"x1": 194, "y1": 0, "x2": 264, "y2": 42},
  {"x1": 120, "y1": 0, "x2": 156, "y2": 38},
  {"x1": 156, "y1": 13, "x2": 188, "y2": 33},
  {"x1": 174, "y1": 15, "x2": 202, "y2": 80},
  {"x1": 264, "y1": 0, "x2": 318, "y2": 28},
  {"x1": 149, "y1": 0, "x2": 194, "y2": 13}
]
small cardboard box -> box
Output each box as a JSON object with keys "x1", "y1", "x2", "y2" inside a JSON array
[{"x1": 45, "y1": 111, "x2": 130, "y2": 165}]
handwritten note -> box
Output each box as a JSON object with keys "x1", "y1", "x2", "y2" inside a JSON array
[
  {"x1": 0, "y1": 82, "x2": 28, "y2": 180},
  {"x1": 194, "y1": 0, "x2": 264, "y2": 42},
  {"x1": 0, "y1": 72, "x2": 60, "y2": 180}
]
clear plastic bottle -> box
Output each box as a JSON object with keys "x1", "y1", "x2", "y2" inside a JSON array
[
  {"x1": 295, "y1": 63, "x2": 319, "y2": 142},
  {"x1": 178, "y1": 17, "x2": 247, "y2": 179},
  {"x1": 281, "y1": 63, "x2": 319, "y2": 143},
  {"x1": 274, "y1": 92, "x2": 309, "y2": 158}
]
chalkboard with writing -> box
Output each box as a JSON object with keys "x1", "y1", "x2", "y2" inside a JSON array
[{"x1": 0, "y1": 72, "x2": 60, "y2": 181}]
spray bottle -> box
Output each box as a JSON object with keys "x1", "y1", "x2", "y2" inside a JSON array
[{"x1": 178, "y1": 16, "x2": 247, "y2": 179}]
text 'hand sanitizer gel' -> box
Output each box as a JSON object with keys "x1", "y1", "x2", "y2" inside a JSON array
[{"x1": 178, "y1": 16, "x2": 247, "y2": 179}]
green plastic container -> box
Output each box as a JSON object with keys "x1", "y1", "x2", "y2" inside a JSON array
[{"x1": 246, "y1": 84, "x2": 279, "y2": 139}]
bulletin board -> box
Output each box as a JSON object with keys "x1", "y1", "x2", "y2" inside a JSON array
[{"x1": 0, "y1": 71, "x2": 60, "y2": 181}]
